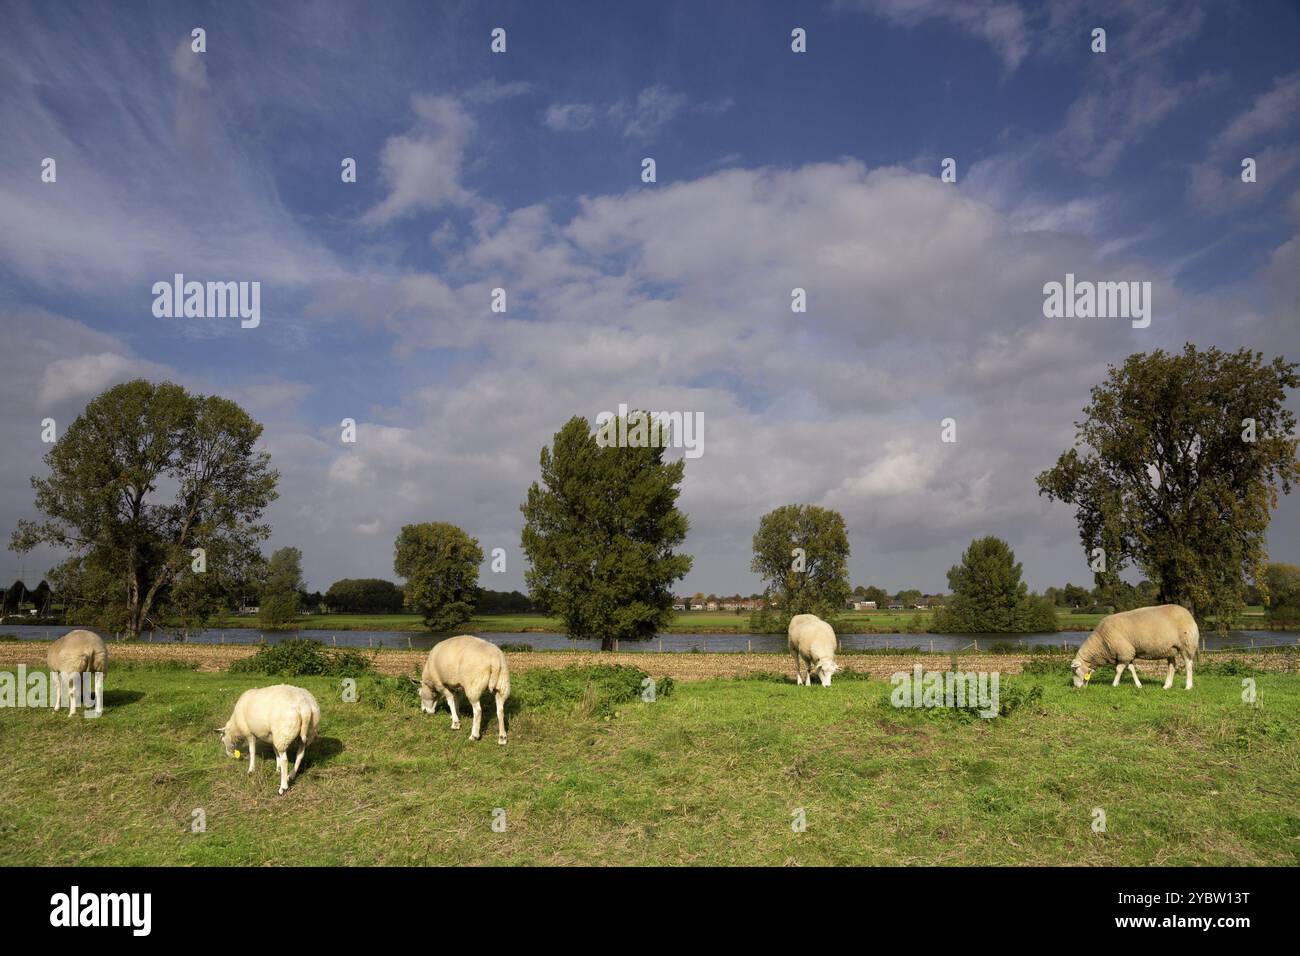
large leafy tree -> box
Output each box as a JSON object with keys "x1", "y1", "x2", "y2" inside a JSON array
[
  {"x1": 394, "y1": 522, "x2": 483, "y2": 632},
  {"x1": 750, "y1": 504, "x2": 851, "y2": 627},
  {"x1": 10, "y1": 380, "x2": 278, "y2": 639},
  {"x1": 931, "y1": 536, "x2": 1058, "y2": 633},
  {"x1": 259, "y1": 546, "x2": 304, "y2": 629},
  {"x1": 1263, "y1": 563, "x2": 1300, "y2": 625},
  {"x1": 1037, "y1": 346, "x2": 1298, "y2": 625},
  {"x1": 521, "y1": 415, "x2": 692, "y2": 651}
]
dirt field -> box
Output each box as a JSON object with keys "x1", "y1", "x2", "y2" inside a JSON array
[{"x1": 1, "y1": 641, "x2": 1293, "y2": 680}]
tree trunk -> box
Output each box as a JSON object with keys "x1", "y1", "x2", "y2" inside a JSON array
[{"x1": 601, "y1": 636, "x2": 614, "y2": 652}]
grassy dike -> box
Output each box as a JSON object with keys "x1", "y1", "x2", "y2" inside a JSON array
[{"x1": 1, "y1": 657, "x2": 1296, "y2": 865}]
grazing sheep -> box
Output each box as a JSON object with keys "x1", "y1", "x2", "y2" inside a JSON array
[
  {"x1": 1071, "y1": 604, "x2": 1199, "y2": 691},
  {"x1": 788, "y1": 614, "x2": 841, "y2": 686},
  {"x1": 414, "y1": 635, "x2": 511, "y2": 744},
  {"x1": 47, "y1": 629, "x2": 107, "y2": 717},
  {"x1": 219, "y1": 684, "x2": 321, "y2": 794}
]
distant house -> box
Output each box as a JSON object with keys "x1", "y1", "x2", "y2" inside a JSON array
[
  {"x1": 887, "y1": 603, "x2": 903, "y2": 610},
  {"x1": 852, "y1": 600, "x2": 878, "y2": 611},
  {"x1": 238, "y1": 606, "x2": 260, "y2": 616},
  {"x1": 672, "y1": 603, "x2": 687, "y2": 611},
  {"x1": 690, "y1": 603, "x2": 704, "y2": 611},
  {"x1": 705, "y1": 602, "x2": 719, "y2": 611},
  {"x1": 914, "y1": 604, "x2": 929, "y2": 610}
]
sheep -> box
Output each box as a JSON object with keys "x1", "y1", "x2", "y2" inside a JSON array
[
  {"x1": 414, "y1": 635, "x2": 511, "y2": 744},
  {"x1": 47, "y1": 629, "x2": 107, "y2": 717},
  {"x1": 788, "y1": 613, "x2": 841, "y2": 686},
  {"x1": 218, "y1": 684, "x2": 321, "y2": 794},
  {"x1": 1071, "y1": 604, "x2": 1199, "y2": 691}
]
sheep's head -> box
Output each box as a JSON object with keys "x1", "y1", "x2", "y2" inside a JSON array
[
  {"x1": 416, "y1": 681, "x2": 437, "y2": 714},
  {"x1": 814, "y1": 659, "x2": 840, "y2": 686},
  {"x1": 217, "y1": 724, "x2": 238, "y2": 757},
  {"x1": 1069, "y1": 658, "x2": 1093, "y2": 688}
]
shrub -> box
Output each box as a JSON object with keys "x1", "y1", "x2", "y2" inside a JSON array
[
  {"x1": 1020, "y1": 657, "x2": 1063, "y2": 676},
  {"x1": 229, "y1": 638, "x2": 374, "y2": 677},
  {"x1": 510, "y1": 664, "x2": 672, "y2": 718},
  {"x1": 499, "y1": 642, "x2": 533, "y2": 652},
  {"x1": 356, "y1": 674, "x2": 420, "y2": 711}
]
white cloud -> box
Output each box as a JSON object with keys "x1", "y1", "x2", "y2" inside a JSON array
[
  {"x1": 360, "y1": 94, "x2": 479, "y2": 226},
  {"x1": 544, "y1": 102, "x2": 597, "y2": 131}
]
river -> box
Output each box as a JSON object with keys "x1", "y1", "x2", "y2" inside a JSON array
[{"x1": 1, "y1": 623, "x2": 1292, "y2": 653}]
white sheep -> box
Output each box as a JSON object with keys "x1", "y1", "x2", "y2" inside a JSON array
[
  {"x1": 788, "y1": 613, "x2": 841, "y2": 686},
  {"x1": 218, "y1": 684, "x2": 321, "y2": 794},
  {"x1": 414, "y1": 635, "x2": 511, "y2": 744},
  {"x1": 47, "y1": 629, "x2": 107, "y2": 717},
  {"x1": 1071, "y1": 604, "x2": 1199, "y2": 690}
]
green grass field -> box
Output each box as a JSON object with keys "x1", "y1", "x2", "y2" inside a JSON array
[{"x1": 3, "y1": 663, "x2": 1296, "y2": 865}]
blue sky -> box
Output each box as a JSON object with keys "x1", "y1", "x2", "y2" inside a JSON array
[{"x1": 1, "y1": 0, "x2": 1298, "y2": 596}]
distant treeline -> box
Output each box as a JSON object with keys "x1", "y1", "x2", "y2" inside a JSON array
[
  {"x1": 313, "y1": 578, "x2": 534, "y2": 615},
  {"x1": 1, "y1": 579, "x2": 54, "y2": 615}
]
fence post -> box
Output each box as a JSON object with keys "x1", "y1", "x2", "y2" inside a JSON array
[
  {"x1": 408, "y1": 636, "x2": 412, "y2": 650},
  {"x1": 748, "y1": 639, "x2": 752, "y2": 653},
  {"x1": 659, "y1": 638, "x2": 663, "y2": 652}
]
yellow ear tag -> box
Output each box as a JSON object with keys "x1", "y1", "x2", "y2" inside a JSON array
[
  {"x1": 234, "y1": 749, "x2": 242, "y2": 758},
  {"x1": 1083, "y1": 673, "x2": 1091, "y2": 682}
]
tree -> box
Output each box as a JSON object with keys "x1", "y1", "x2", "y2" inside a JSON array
[
  {"x1": 1263, "y1": 563, "x2": 1300, "y2": 625},
  {"x1": 259, "y1": 547, "x2": 303, "y2": 629},
  {"x1": 895, "y1": 589, "x2": 924, "y2": 607},
  {"x1": 1061, "y1": 583, "x2": 1092, "y2": 607},
  {"x1": 521, "y1": 414, "x2": 692, "y2": 651},
  {"x1": 324, "y1": 578, "x2": 405, "y2": 614},
  {"x1": 2, "y1": 580, "x2": 26, "y2": 616},
  {"x1": 394, "y1": 522, "x2": 483, "y2": 631},
  {"x1": 750, "y1": 504, "x2": 851, "y2": 627},
  {"x1": 931, "y1": 536, "x2": 1058, "y2": 633},
  {"x1": 863, "y1": 586, "x2": 889, "y2": 605},
  {"x1": 10, "y1": 380, "x2": 278, "y2": 639},
  {"x1": 1038, "y1": 346, "x2": 1298, "y2": 626},
  {"x1": 477, "y1": 589, "x2": 534, "y2": 613},
  {"x1": 29, "y1": 580, "x2": 52, "y2": 615}
]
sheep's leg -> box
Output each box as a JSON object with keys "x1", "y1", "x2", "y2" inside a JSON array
[
  {"x1": 445, "y1": 691, "x2": 460, "y2": 730},
  {"x1": 1127, "y1": 663, "x2": 1142, "y2": 687},
  {"x1": 248, "y1": 740, "x2": 256, "y2": 774},
  {"x1": 1184, "y1": 656, "x2": 1193, "y2": 690},
  {"x1": 1111, "y1": 664, "x2": 1124, "y2": 687},
  {"x1": 94, "y1": 672, "x2": 104, "y2": 715},
  {"x1": 51, "y1": 671, "x2": 60, "y2": 711},
  {"x1": 469, "y1": 698, "x2": 483, "y2": 740},
  {"x1": 495, "y1": 691, "x2": 507, "y2": 745},
  {"x1": 1163, "y1": 660, "x2": 1175, "y2": 690},
  {"x1": 68, "y1": 673, "x2": 78, "y2": 715},
  {"x1": 291, "y1": 740, "x2": 307, "y2": 780},
  {"x1": 277, "y1": 751, "x2": 289, "y2": 794},
  {"x1": 792, "y1": 651, "x2": 803, "y2": 685}
]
